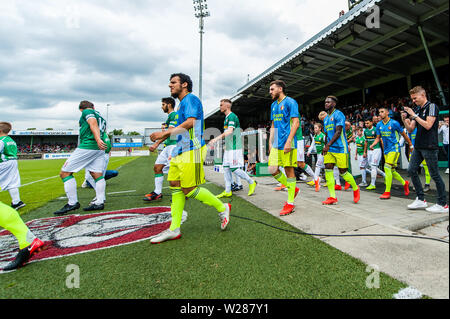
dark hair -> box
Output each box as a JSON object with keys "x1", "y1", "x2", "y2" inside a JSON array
[
  {"x1": 220, "y1": 99, "x2": 233, "y2": 105},
  {"x1": 79, "y1": 101, "x2": 94, "y2": 110},
  {"x1": 162, "y1": 97, "x2": 176, "y2": 108},
  {"x1": 0, "y1": 122, "x2": 12, "y2": 134},
  {"x1": 170, "y1": 73, "x2": 193, "y2": 93},
  {"x1": 270, "y1": 80, "x2": 286, "y2": 93},
  {"x1": 326, "y1": 95, "x2": 338, "y2": 104}
]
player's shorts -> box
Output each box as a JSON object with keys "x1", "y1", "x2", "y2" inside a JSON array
[
  {"x1": 268, "y1": 148, "x2": 297, "y2": 168},
  {"x1": 0, "y1": 160, "x2": 21, "y2": 190},
  {"x1": 155, "y1": 145, "x2": 176, "y2": 174},
  {"x1": 324, "y1": 152, "x2": 349, "y2": 169},
  {"x1": 315, "y1": 154, "x2": 325, "y2": 169},
  {"x1": 367, "y1": 148, "x2": 382, "y2": 167},
  {"x1": 223, "y1": 148, "x2": 245, "y2": 169},
  {"x1": 62, "y1": 148, "x2": 106, "y2": 173},
  {"x1": 168, "y1": 146, "x2": 207, "y2": 188},
  {"x1": 84, "y1": 153, "x2": 110, "y2": 180},
  {"x1": 357, "y1": 154, "x2": 368, "y2": 168},
  {"x1": 384, "y1": 152, "x2": 400, "y2": 168},
  {"x1": 297, "y1": 140, "x2": 305, "y2": 162}
]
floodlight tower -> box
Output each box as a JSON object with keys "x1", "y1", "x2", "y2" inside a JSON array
[{"x1": 193, "y1": 0, "x2": 210, "y2": 101}]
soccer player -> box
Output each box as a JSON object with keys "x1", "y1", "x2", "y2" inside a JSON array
[
  {"x1": 371, "y1": 106, "x2": 412, "y2": 200},
  {"x1": 267, "y1": 80, "x2": 300, "y2": 216},
  {"x1": 322, "y1": 96, "x2": 360, "y2": 205},
  {"x1": 306, "y1": 123, "x2": 326, "y2": 192},
  {"x1": 144, "y1": 97, "x2": 179, "y2": 202},
  {"x1": 295, "y1": 120, "x2": 319, "y2": 189},
  {"x1": 405, "y1": 127, "x2": 431, "y2": 192},
  {"x1": 0, "y1": 201, "x2": 44, "y2": 271},
  {"x1": 363, "y1": 117, "x2": 385, "y2": 190},
  {"x1": 208, "y1": 99, "x2": 256, "y2": 198},
  {"x1": 149, "y1": 73, "x2": 231, "y2": 244},
  {"x1": 53, "y1": 101, "x2": 108, "y2": 215},
  {"x1": 0, "y1": 122, "x2": 25, "y2": 210},
  {"x1": 355, "y1": 127, "x2": 368, "y2": 187}
]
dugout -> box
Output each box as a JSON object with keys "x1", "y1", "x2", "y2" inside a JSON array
[{"x1": 205, "y1": 0, "x2": 449, "y2": 172}]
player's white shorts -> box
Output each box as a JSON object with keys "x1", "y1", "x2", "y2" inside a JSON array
[
  {"x1": 0, "y1": 160, "x2": 20, "y2": 190},
  {"x1": 297, "y1": 140, "x2": 305, "y2": 162},
  {"x1": 62, "y1": 148, "x2": 106, "y2": 173},
  {"x1": 155, "y1": 145, "x2": 176, "y2": 174},
  {"x1": 367, "y1": 148, "x2": 382, "y2": 167},
  {"x1": 357, "y1": 154, "x2": 368, "y2": 168},
  {"x1": 315, "y1": 154, "x2": 325, "y2": 169},
  {"x1": 84, "y1": 153, "x2": 110, "y2": 180},
  {"x1": 223, "y1": 149, "x2": 245, "y2": 169}
]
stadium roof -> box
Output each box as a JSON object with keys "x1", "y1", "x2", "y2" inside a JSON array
[{"x1": 205, "y1": 0, "x2": 449, "y2": 126}]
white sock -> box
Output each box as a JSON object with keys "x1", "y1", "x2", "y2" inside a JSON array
[
  {"x1": 361, "y1": 168, "x2": 367, "y2": 184},
  {"x1": 279, "y1": 166, "x2": 286, "y2": 176},
  {"x1": 9, "y1": 188, "x2": 21, "y2": 205},
  {"x1": 154, "y1": 175, "x2": 164, "y2": 195},
  {"x1": 94, "y1": 177, "x2": 106, "y2": 205},
  {"x1": 304, "y1": 164, "x2": 315, "y2": 178},
  {"x1": 233, "y1": 168, "x2": 254, "y2": 184},
  {"x1": 233, "y1": 173, "x2": 242, "y2": 187},
  {"x1": 377, "y1": 168, "x2": 386, "y2": 177},
  {"x1": 64, "y1": 177, "x2": 78, "y2": 205},
  {"x1": 314, "y1": 166, "x2": 322, "y2": 180},
  {"x1": 334, "y1": 167, "x2": 341, "y2": 185},
  {"x1": 224, "y1": 167, "x2": 233, "y2": 193}
]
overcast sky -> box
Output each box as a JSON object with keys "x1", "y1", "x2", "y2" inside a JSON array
[{"x1": 0, "y1": 0, "x2": 348, "y2": 134}]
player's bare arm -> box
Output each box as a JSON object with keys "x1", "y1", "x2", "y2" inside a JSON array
[{"x1": 323, "y1": 125, "x2": 343, "y2": 155}]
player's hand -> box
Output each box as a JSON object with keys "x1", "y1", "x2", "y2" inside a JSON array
[
  {"x1": 363, "y1": 153, "x2": 367, "y2": 158},
  {"x1": 369, "y1": 145, "x2": 374, "y2": 151},
  {"x1": 208, "y1": 138, "x2": 217, "y2": 147},
  {"x1": 283, "y1": 141, "x2": 292, "y2": 154},
  {"x1": 401, "y1": 112, "x2": 408, "y2": 120},
  {"x1": 322, "y1": 144, "x2": 329, "y2": 155},
  {"x1": 96, "y1": 139, "x2": 107, "y2": 150},
  {"x1": 150, "y1": 132, "x2": 164, "y2": 142},
  {"x1": 149, "y1": 144, "x2": 158, "y2": 152},
  {"x1": 403, "y1": 107, "x2": 415, "y2": 117}
]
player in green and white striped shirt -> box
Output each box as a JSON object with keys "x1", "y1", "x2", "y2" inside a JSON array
[
  {"x1": 144, "y1": 97, "x2": 179, "y2": 202},
  {"x1": 54, "y1": 101, "x2": 109, "y2": 216},
  {"x1": 209, "y1": 99, "x2": 256, "y2": 198},
  {"x1": 0, "y1": 122, "x2": 25, "y2": 210}
]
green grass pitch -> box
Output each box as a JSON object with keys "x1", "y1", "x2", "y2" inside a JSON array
[{"x1": 0, "y1": 155, "x2": 407, "y2": 299}]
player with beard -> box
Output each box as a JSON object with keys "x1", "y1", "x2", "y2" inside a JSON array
[
  {"x1": 267, "y1": 80, "x2": 300, "y2": 216},
  {"x1": 371, "y1": 106, "x2": 412, "y2": 200},
  {"x1": 322, "y1": 96, "x2": 360, "y2": 205},
  {"x1": 149, "y1": 73, "x2": 231, "y2": 244},
  {"x1": 144, "y1": 97, "x2": 179, "y2": 202}
]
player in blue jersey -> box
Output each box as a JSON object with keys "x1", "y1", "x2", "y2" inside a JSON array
[
  {"x1": 149, "y1": 73, "x2": 230, "y2": 244},
  {"x1": 322, "y1": 96, "x2": 360, "y2": 205},
  {"x1": 371, "y1": 106, "x2": 412, "y2": 200},
  {"x1": 267, "y1": 80, "x2": 300, "y2": 216}
]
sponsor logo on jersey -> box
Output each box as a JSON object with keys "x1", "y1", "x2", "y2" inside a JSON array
[{"x1": 0, "y1": 207, "x2": 187, "y2": 270}]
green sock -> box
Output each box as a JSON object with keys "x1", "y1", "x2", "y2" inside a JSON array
[
  {"x1": 384, "y1": 164, "x2": 393, "y2": 192},
  {"x1": 274, "y1": 171, "x2": 288, "y2": 186},
  {"x1": 423, "y1": 164, "x2": 431, "y2": 185},
  {"x1": 392, "y1": 169, "x2": 405, "y2": 185},
  {"x1": 0, "y1": 202, "x2": 35, "y2": 249},
  {"x1": 169, "y1": 187, "x2": 186, "y2": 231},
  {"x1": 286, "y1": 178, "x2": 297, "y2": 204},
  {"x1": 325, "y1": 169, "x2": 336, "y2": 198},
  {"x1": 187, "y1": 187, "x2": 226, "y2": 213},
  {"x1": 341, "y1": 171, "x2": 358, "y2": 191}
]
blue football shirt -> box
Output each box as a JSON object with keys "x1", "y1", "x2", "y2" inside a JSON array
[
  {"x1": 323, "y1": 109, "x2": 348, "y2": 154},
  {"x1": 270, "y1": 96, "x2": 299, "y2": 150},
  {"x1": 376, "y1": 119, "x2": 403, "y2": 154},
  {"x1": 171, "y1": 93, "x2": 205, "y2": 157}
]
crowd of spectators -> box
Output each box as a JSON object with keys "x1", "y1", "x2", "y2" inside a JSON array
[{"x1": 17, "y1": 143, "x2": 77, "y2": 154}]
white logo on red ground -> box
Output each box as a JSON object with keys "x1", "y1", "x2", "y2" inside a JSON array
[{"x1": 0, "y1": 207, "x2": 187, "y2": 270}]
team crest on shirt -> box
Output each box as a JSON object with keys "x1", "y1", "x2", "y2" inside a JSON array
[
  {"x1": 331, "y1": 117, "x2": 334, "y2": 122},
  {"x1": 389, "y1": 127, "x2": 391, "y2": 130},
  {"x1": 280, "y1": 105, "x2": 284, "y2": 111}
]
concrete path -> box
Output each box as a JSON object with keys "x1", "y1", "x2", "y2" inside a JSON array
[{"x1": 204, "y1": 167, "x2": 449, "y2": 299}]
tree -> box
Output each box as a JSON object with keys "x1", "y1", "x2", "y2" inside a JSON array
[
  {"x1": 110, "y1": 129, "x2": 124, "y2": 136},
  {"x1": 127, "y1": 131, "x2": 141, "y2": 136}
]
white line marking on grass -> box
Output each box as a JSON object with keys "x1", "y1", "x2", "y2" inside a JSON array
[
  {"x1": 107, "y1": 190, "x2": 136, "y2": 195},
  {"x1": 1, "y1": 175, "x2": 60, "y2": 192}
]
